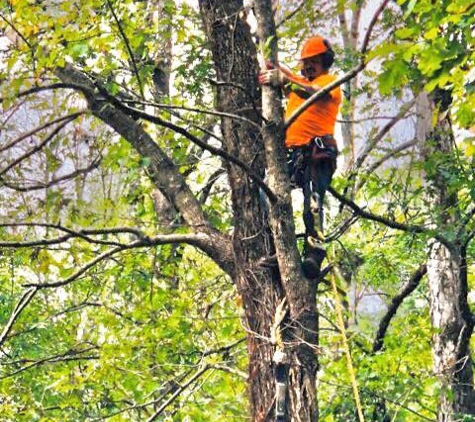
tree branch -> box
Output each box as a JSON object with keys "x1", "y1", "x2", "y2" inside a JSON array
[
  {"x1": 275, "y1": 0, "x2": 305, "y2": 28},
  {"x1": 0, "y1": 111, "x2": 86, "y2": 153},
  {"x1": 0, "y1": 287, "x2": 38, "y2": 348},
  {"x1": 22, "y1": 232, "x2": 220, "y2": 289},
  {"x1": 0, "y1": 346, "x2": 99, "y2": 379},
  {"x1": 95, "y1": 88, "x2": 277, "y2": 203},
  {"x1": 354, "y1": 138, "x2": 418, "y2": 192},
  {"x1": 372, "y1": 264, "x2": 427, "y2": 352},
  {"x1": 352, "y1": 98, "x2": 417, "y2": 172},
  {"x1": 145, "y1": 364, "x2": 211, "y2": 422},
  {"x1": 0, "y1": 117, "x2": 78, "y2": 177},
  {"x1": 0, "y1": 157, "x2": 101, "y2": 192},
  {"x1": 122, "y1": 99, "x2": 262, "y2": 130},
  {"x1": 55, "y1": 65, "x2": 236, "y2": 276},
  {"x1": 328, "y1": 186, "x2": 449, "y2": 244}
]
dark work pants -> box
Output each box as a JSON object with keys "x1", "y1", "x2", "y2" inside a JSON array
[{"x1": 288, "y1": 149, "x2": 335, "y2": 241}]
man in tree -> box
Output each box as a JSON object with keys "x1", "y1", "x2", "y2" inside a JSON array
[{"x1": 259, "y1": 35, "x2": 341, "y2": 279}]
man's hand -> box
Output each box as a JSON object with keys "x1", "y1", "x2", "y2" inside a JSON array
[
  {"x1": 258, "y1": 69, "x2": 284, "y2": 86},
  {"x1": 258, "y1": 68, "x2": 285, "y2": 87}
]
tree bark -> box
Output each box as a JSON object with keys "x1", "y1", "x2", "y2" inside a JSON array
[
  {"x1": 198, "y1": 1, "x2": 283, "y2": 420},
  {"x1": 418, "y1": 91, "x2": 475, "y2": 421},
  {"x1": 199, "y1": 1, "x2": 319, "y2": 421}
]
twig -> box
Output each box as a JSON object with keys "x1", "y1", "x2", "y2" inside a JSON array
[
  {"x1": 122, "y1": 99, "x2": 262, "y2": 130},
  {"x1": 0, "y1": 83, "x2": 88, "y2": 103},
  {"x1": 0, "y1": 111, "x2": 86, "y2": 153},
  {"x1": 328, "y1": 187, "x2": 450, "y2": 245},
  {"x1": 22, "y1": 233, "x2": 212, "y2": 289},
  {"x1": 355, "y1": 138, "x2": 419, "y2": 192},
  {"x1": 0, "y1": 158, "x2": 101, "y2": 192},
  {"x1": 275, "y1": 0, "x2": 305, "y2": 28},
  {"x1": 145, "y1": 364, "x2": 211, "y2": 422},
  {"x1": 0, "y1": 346, "x2": 98, "y2": 379},
  {"x1": 106, "y1": 0, "x2": 144, "y2": 99},
  {"x1": 0, "y1": 118, "x2": 77, "y2": 177},
  {"x1": 352, "y1": 98, "x2": 417, "y2": 173},
  {"x1": 99, "y1": 92, "x2": 277, "y2": 203}
]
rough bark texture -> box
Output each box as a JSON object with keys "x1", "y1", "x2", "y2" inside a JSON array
[
  {"x1": 251, "y1": 1, "x2": 318, "y2": 419},
  {"x1": 199, "y1": 1, "x2": 319, "y2": 421},
  {"x1": 198, "y1": 1, "x2": 284, "y2": 420},
  {"x1": 417, "y1": 92, "x2": 475, "y2": 421}
]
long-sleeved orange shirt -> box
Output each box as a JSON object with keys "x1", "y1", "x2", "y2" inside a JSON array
[{"x1": 284, "y1": 73, "x2": 341, "y2": 148}]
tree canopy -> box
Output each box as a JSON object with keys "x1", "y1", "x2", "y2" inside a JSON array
[{"x1": 0, "y1": 0, "x2": 474, "y2": 421}]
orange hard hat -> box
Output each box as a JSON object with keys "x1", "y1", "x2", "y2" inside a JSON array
[{"x1": 300, "y1": 36, "x2": 328, "y2": 60}]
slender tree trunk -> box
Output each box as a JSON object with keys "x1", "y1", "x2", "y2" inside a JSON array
[{"x1": 417, "y1": 92, "x2": 475, "y2": 421}]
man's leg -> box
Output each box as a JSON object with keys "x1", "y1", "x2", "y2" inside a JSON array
[
  {"x1": 301, "y1": 158, "x2": 336, "y2": 279},
  {"x1": 310, "y1": 158, "x2": 335, "y2": 232}
]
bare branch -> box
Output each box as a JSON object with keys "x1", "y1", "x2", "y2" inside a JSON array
[
  {"x1": 55, "y1": 65, "x2": 235, "y2": 276},
  {"x1": 372, "y1": 264, "x2": 427, "y2": 352},
  {"x1": 22, "y1": 233, "x2": 215, "y2": 289},
  {"x1": 100, "y1": 93, "x2": 277, "y2": 203},
  {"x1": 353, "y1": 98, "x2": 417, "y2": 172},
  {"x1": 0, "y1": 157, "x2": 101, "y2": 191},
  {"x1": 0, "y1": 11, "x2": 33, "y2": 50},
  {"x1": 145, "y1": 364, "x2": 211, "y2": 422},
  {"x1": 122, "y1": 99, "x2": 262, "y2": 130},
  {"x1": 328, "y1": 187, "x2": 450, "y2": 245},
  {"x1": 0, "y1": 111, "x2": 86, "y2": 153},
  {"x1": 0, "y1": 118, "x2": 78, "y2": 177},
  {"x1": 0, "y1": 346, "x2": 99, "y2": 379},
  {"x1": 0, "y1": 222, "x2": 141, "y2": 248},
  {"x1": 275, "y1": 0, "x2": 305, "y2": 28},
  {"x1": 76, "y1": 76, "x2": 268, "y2": 201},
  {"x1": 1, "y1": 83, "x2": 89, "y2": 102},
  {"x1": 355, "y1": 138, "x2": 418, "y2": 192}
]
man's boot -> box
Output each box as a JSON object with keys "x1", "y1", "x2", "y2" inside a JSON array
[{"x1": 302, "y1": 243, "x2": 325, "y2": 279}]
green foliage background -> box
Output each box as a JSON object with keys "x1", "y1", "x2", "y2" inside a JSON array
[{"x1": 0, "y1": 0, "x2": 474, "y2": 420}]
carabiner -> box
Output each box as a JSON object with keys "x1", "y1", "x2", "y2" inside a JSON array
[{"x1": 314, "y1": 137, "x2": 325, "y2": 149}]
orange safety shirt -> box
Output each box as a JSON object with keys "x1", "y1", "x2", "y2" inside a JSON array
[{"x1": 284, "y1": 73, "x2": 341, "y2": 148}]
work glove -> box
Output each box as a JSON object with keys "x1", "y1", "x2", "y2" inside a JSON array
[{"x1": 258, "y1": 68, "x2": 285, "y2": 87}]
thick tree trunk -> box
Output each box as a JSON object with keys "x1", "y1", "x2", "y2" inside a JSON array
[
  {"x1": 199, "y1": 1, "x2": 318, "y2": 421},
  {"x1": 198, "y1": 1, "x2": 283, "y2": 420},
  {"x1": 418, "y1": 92, "x2": 475, "y2": 421}
]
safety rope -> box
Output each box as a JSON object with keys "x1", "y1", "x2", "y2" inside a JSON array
[{"x1": 330, "y1": 247, "x2": 366, "y2": 422}]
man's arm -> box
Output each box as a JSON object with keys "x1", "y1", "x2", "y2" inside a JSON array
[{"x1": 259, "y1": 62, "x2": 330, "y2": 99}]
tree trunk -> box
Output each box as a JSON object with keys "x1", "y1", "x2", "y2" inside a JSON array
[
  {"x1": 198, "y1": 1, "x2": 283, "y2": 420},
  {"x1": 198, "y1": 1, "x2": 318, "y2": 421},
  {"x1": 418, "y1": 91, "x2": 475, "y2": 421}
]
